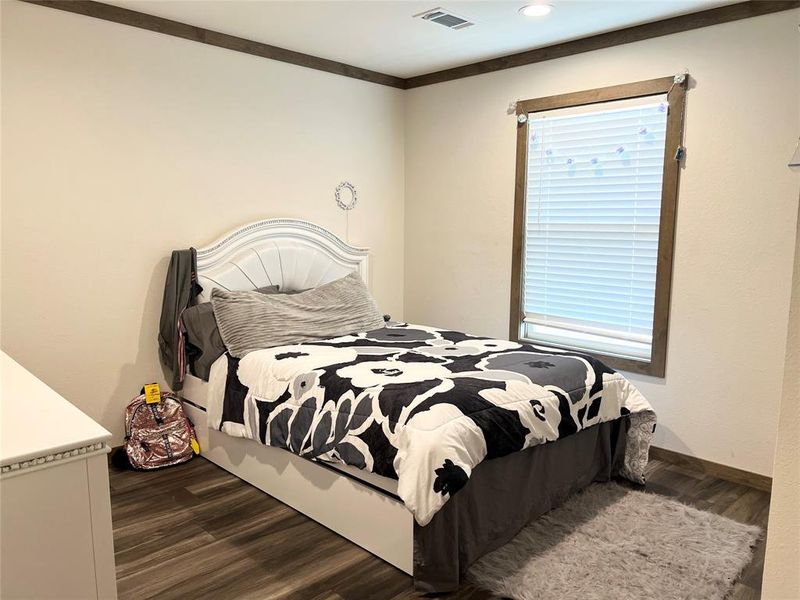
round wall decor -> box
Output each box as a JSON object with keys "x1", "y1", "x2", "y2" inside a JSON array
[{"x1": 335, "y1": 181, "x2": 358, "y2": 211}]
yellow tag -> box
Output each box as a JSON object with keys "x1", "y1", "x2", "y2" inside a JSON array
[
  {"x1": 191, "y1": 438, "x2": 200, "y2": 454},
  {"x1": 144, "y1": 383, "x2": 161, "y2": 404}
]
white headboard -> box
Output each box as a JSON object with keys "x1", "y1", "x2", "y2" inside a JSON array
[{"x1": 194, "y1": 218, "x2": 369, "y2": 303}]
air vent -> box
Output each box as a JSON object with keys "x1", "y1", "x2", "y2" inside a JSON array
[{"x1": 414, "y1": 7, "x2": 474, "y2": 30}]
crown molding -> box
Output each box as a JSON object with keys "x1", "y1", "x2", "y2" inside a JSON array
[
  {"x1": 19, "y1": 0, "x2": 407, "y2": 89},
  {"x1": 18, "y1": 0, "x2": 800, "y2": 90},
  {"x1": 404, "y1": 1, "x2": 800, "y2": 88}
]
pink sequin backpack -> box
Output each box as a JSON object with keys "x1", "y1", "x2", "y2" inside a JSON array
[{"x1": 123, "y1": 391, "x2": 197, "y2": 470}]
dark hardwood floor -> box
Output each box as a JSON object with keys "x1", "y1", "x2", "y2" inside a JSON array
[{"x1": 109, "y1": 457, "x2": 771, "y2": 600}]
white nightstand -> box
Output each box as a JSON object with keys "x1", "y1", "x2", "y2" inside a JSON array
[{"x1": 1, "y1": 352, "x2": 117, "y2": 599}]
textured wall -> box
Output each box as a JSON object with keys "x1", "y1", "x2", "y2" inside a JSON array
[
  {"x1": 404, "y1": 11, "x2": 800, "y2": 476},
  {"x1": 1, "y1": 1, "x2": 405, "y2": 443},
  {"x1": 762, "y1": 198, "x2": 800, "y2": 599},
  {"x1": 3, "y1": 1, "x2": 798, "y2": 477}
]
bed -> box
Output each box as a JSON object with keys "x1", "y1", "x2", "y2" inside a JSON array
[{"x1": 177, "y1": 218, "x2": 656, "y2": 592}]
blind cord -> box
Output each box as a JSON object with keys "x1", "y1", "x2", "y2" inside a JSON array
[{"x1": 668, "y1": 70, "x2": 689, "y2": 162}]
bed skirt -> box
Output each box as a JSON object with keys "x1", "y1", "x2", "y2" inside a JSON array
[{"x1": 413, "y1": 417, "x2": 630, "y2": 593}]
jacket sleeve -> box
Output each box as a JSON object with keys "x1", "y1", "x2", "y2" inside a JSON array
[{"x1": 158, "y1": 249, "x2": 197, "y2": 391}]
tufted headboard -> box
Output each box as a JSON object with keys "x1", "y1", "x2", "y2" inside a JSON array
[{"x1": 194, "y1": 218, "x2": 369, "y2": 303}]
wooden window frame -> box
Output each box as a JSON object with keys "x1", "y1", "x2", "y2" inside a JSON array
[{"x1": 509, "y1": 75, "x2": 688, "y2": 378}]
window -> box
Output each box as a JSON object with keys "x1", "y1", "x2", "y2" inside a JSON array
[{"x1": 510, "y1": 76, "x2": 687, "y2": 377}]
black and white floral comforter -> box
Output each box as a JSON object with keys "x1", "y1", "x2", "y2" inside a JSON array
[{"x1": 207, "y1": 323, "x2": 655, "y2": 526}]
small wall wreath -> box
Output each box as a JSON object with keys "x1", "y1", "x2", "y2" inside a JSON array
[{"x1": 335, "y1": 181, "x2": 358, "y2": 211}]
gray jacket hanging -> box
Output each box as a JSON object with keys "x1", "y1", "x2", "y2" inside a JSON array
[{"x1": 158, "y1": 248, "x2": 200, "y2": 390}]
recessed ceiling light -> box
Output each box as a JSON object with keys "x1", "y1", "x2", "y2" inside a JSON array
[{"x1": 519, "y1": 3, "x2": 553, "y2": 17}]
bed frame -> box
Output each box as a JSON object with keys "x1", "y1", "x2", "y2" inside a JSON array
[{"x1": 180, "y1": 218, "x2": 414, "y2": 574}]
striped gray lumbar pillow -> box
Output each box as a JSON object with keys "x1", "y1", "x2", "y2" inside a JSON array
[{"x1": 211, "y1": 271, "x2": 384, "y2": 358}]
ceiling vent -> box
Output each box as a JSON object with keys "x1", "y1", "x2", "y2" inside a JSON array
[{"x1": 414, "y1": 7, "x2": 474, "y2": 30}]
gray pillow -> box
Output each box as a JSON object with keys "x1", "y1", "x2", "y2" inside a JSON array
[
  {"x1": 211, "y1": 271, "x2": 383, "y2": 358},
  {"x1": 182, "y1": 284, "x2": 279, "y2": 380}
]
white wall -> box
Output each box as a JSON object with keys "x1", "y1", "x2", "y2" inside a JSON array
[
  {"x1": 404, "y1": 11, "x2": 800, "y2": 476},
  {"x1": 3, "y1": 2, "x2": 798, "y2": 476},
  {"x1": 762, "y1": 198, "x2": 800, "y2": 600},
  {"x1": 1, "y1": 1, "x2": 405, "y2": 443}
]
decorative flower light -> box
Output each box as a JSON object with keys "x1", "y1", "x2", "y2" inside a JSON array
[
  {"x1": 616, "y1": 145, "x2": 631, "y2": 166},
  {"x1": 590, "y1": 156, "x2": 603, "y2": 177},
  {"x1": 639, "y1": 126, "x2": 656, "y2": 144}
]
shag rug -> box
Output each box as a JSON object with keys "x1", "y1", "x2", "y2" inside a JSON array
[{"x1": 468, "y1": 482, "x2": 761, "y2": 600}]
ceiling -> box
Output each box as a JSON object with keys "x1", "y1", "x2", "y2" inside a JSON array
[{"x1": 106, "y1": 0, "x2": 736, "y2": 78}]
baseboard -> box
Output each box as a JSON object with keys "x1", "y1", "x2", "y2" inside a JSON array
[{"x1": 649, "y1": 446, "x2": 772, "y2": 492}]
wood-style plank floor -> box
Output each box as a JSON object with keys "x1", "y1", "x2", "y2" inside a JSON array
[{"x1": 109, "y1": 457, "x2": 771, "y2": 600}]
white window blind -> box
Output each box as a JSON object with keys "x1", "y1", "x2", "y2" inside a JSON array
[{"x1": 521, "y1": 94, "x2": 669, "y2": 362}]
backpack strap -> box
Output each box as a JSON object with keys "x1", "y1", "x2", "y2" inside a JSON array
[{"x1": 149, "y1": 403, "x2": 164, "y2": 425}]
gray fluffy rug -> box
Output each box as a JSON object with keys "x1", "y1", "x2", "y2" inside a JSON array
[{"x1": 468, "y1": 483, "x2": 761, "y2": 600}]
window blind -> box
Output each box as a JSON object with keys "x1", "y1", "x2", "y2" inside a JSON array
[{"x1": 521, "y1": 95, "x2": 669, "y2": 362}]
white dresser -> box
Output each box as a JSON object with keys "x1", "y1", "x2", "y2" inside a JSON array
[{"x1": 1, "y1": 353, "x2": 117, "y2": 600}]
